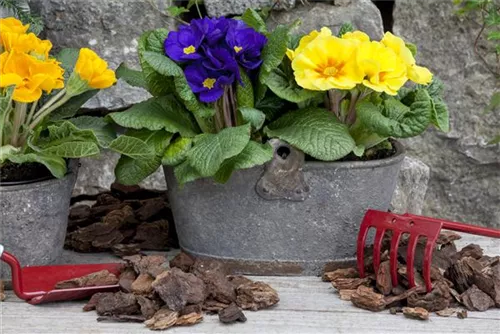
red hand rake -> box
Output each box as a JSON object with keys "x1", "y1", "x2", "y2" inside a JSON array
[
  {"x1": 356, "y1": 210, "x2": 500, "y2": 292},
  {"x1": 0, "y1": 244, "x2": 121, "y2": 304}
]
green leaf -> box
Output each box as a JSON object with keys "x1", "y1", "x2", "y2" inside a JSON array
[
  {"x1": 124, "y1": 129, "x2": 173, "y2": 155},
  {"x1": 56, "y1": 48, "x2": 80, "y2": 81},
  {"x1": 237, "y1": 68, "x2": 254, "y2": 108},
  {"x1": 162, "y1": 137, "x2": 193, "y2": 166},
  {"x1": 109, "y1": 135, "x2": 155, "y2": 159},
  {"x1": 49, "y1": 90, "x2": 99, "y2": 120},
  {"x1": 167, "y1": 6, "x2": 190, "y2": 17},
  {"x1": 265, "y1": 108, "x2": 356, "y2": 161},
  {"x1": 241, "y1": 8, "x2": 267, "y2": 33},
  {"x1": 238, "y1": 107, "x2": 266, "y2": 131},
  {"x1": 405, "y1": 42, "x2": 418, "y2": 57},
  {"x1": 174, "y1": 160, "x2": 203, "y2": 184},
  {"x1": 138, "y1": 31, "x2": 175, "y2": 96},
  {"x1": 419, "y1": 78, "x2": 445, "y2": 99},
  {"x1": 0, "y1": 145, "x2": 19, "y2": 163},
  {"x1": 352, "y1": 145, "x2": 365, "y2": 157},
  {"x1": 265, "y1": 67, "x2": 323, "y2": 103},
  {"x1": 187, "y1": 124, "x2": 251, "y2": 177},
  {"x1": 146, "y1": 28, "x2": 170, "y2": 54},
  {"x1": 69, "y1": 116, "x2": 116, "y2": 147},
  {"x1": 488, "y1": 135, "x2": 500, "y2": 145},
  {"x1": 174, "y1": 75, "x2": 216, "y2": 118},
  {"x1": 108, "y1": 96, "x2": 199, "y2": 137},
  {"x1": 255, "y1": 95, "x2": 287, "y2": 121},
  {"x1": 337, "y1": 22, "x2": 354, "y2": 37},
  {"x1": 42, "y1": 141, "x2": 100, "y2": 158},
  {"x1": 115, "y1": 63, "x2": 147, "y2": 89},
  {"x1": 141, "y1": 51, "x2": 184, "y2": 77},
  {"x1": 485, "y1": 92, "x2": 500, "y2": 113},
  {"x1": 357, "y1": 90, "x2": 433, "y2": 138},
  {"x1": 115, "y1": 155, "x2": 161, "y2": 186},
  {"x1": 7, "y1": 153, "x2": 67, "y2": 179},
  {"x1": 430, "y1": 98, "x2": 450, "y2": 132},
  {"x1": 0, "y1": 86, "x2": 14, "y2": 146},
  {"x1": 214, "y1": 141, "x2": 273, "y2": 183}
]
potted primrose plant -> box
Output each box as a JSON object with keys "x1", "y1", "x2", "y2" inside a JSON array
[
  {"x1": 110, "y1": 10, "x2": 449, "y2": 275},
  {"x1": 0, "y1": 17, "x2": 116, "y2": 278}
]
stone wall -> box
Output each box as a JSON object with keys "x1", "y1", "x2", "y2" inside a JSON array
[{"x1": 23, "y1": 0, "x2": 499, "y2": 225}]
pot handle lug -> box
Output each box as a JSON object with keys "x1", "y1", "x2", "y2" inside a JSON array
[{"x1": 255, "y1": 139, "x2": 310, "y2": 202}]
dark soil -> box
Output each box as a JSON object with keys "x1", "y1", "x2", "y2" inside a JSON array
[{"x1": 0, "y1": 161, "x2": 53, "y2": 184}]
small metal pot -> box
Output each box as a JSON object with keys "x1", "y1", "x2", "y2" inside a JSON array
[
  {"x1": 164, "y1": 142, "x2": 405, "y2": 276},
  {"x1": 0, "y1": 160, "x2": 79, "y2": 279}
]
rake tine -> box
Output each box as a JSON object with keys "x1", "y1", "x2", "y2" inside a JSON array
[
  {"x1": 389, "y1": 230, "x2": 402, "y2": 287},
  {"x1": 356, "y1": 221, "x2": 371, "y2": 278},
  {"x1": 372, "y1": 228, "x2": 386, "y2": 275},
  {"x1": 422, "y1": 238, "x2": 435, "y2": 292},
  {"x1": 406, "y1": 233, "x2": 419, "y2": 288}
]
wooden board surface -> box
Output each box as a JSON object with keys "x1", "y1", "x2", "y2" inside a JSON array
[{"x1": 1, "y1": 235, "x2": 499, "y2": 334}]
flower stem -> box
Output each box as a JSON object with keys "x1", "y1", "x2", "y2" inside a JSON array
[
  {"x1": 10, "y1": 102, "x2": 28, "y2": 147},
  {"x1": 25, "y1": 100, "x2": 38, "y2": 126},
  {"x1": 29, "y1": 94, "x2": 71, "y2": 130},
  {"x1": 194, "y1": 0, "x2": 203, "y2": 19},
  {"x1": 327, "y1": 90, "x2": 341, "y2": 119},
  {"x1": 222, "y1": 86, "x2": 233, "y2": 128},
  {"x1": 0, "y1": 93, "x2": 14, "y2": 147},
  {"x1": 33, "y1": 89, "x2": 66, "y2": 120},
  {"x1": 346, "y1": 90, "x2": 359, "y2": 126}
]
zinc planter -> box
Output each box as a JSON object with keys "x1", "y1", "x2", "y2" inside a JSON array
[
  {"x1": 164, "y1": 142, "x2": 405, "y2": 276},
  {"x1": 0, "y1": 160, "x2": 79, "y2": 279}
]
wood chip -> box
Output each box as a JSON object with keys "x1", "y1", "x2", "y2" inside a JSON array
[
  {"x1": 95, "y1": 292, "x2": 140, "y2": 316},
  {"x1": 437, "y1": 231, "x2": 461, "y2": 244},
  {"x1": 338, "y1": 289, "x2": 356, "y2": 301},
  {"x1": 176, "y1": 312, "x2": 203, "y2": 326},
  {"x1": 436, "y1": 308, "x2": 459, "y2": 317},
  {"x1": 322, "y1": 267, "x2": 359, "y2": 282},
  {"x1": 331, "y1": 277, "x2": 371, "y2": 290},
  {"x1": 111, "y1": 243, "x2": 141, "y2": 257},
  {"x1": 460, "y1": 285, "x2": 495, "y2": 311},
  {"x1": 83, "y1": 292, "x2": 109, "y2": 312},
  {"x1": 97, "y1": 315, "x2": 145, "y2": 323},
  {"x1": 227, "y1": 275, "x2": 254, "y2": 289},
  {"x1": 123, "y1": 254, "x2": 167, "y2": 278},
  {"x1": 350, "y1": 286, "x2": 386, "y2": 312},
  {"x1": 144, "y1": 308, "x2": 179, "y2": 330},
  {"x1": 407, "y1": 280, "x2": 451, "y2": 312},
  {"x1": 55, "y1": 270, "x2": 119, "y2": 289},
  {"x1": 136, "y1": 295, "x2": 161, "y2": 319},
  {"x1": 376, "y1": 261, "x2": 392, "y2": 295},
  {"x1": 203, "y1": 299, "x2": 230, "y2": 313},
  {"x1": 96, "y1": 193, "x2": 121, "y2": 206},
  {"x1": 236, "y1": 281, "x2": 279, "y2": 311},
  {"x1": 219, "y1": 303, "x2": 247, "y2": 323},
  {"x1": 402, "y1": 307, "x2": 429, "y2": 320},
  {"x1": 192, "y1": 259, "x2": 236, "y2": 304},
  {"x1": 445, "y1": 257, "x2": 483, "y2": 293},
  {"x1": 458, "y1": 244, "x2": 483, "y2": 260},
  {"x1": 135, "y1": 198, "x2": 166, "y2": 221},
  {"x1": 118, "y1": 267, "x2": 137, "y2": 293},
  {"x1": 130, "y1": 273, "x2": 154, "y2": 295},
  {"x1": 169, "y1": 252, "x2": 195, "y2": 272},
  {"x1": 152, "y1": 267, "x2": 206, "y2": 311},
  {"x1": 389, "y1": 306, "x2": 402, "y2": 315},
  {"x1": 457, "y1": 309, "x2": 468, "y2": 319}
]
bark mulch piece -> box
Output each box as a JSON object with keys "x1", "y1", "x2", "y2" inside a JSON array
[
  {"x1": 66, "y1": 184, "x2": 175, "y2": 253},
  {"x1": 55, "y1": 270, "x2": 119, "y2": 289},
  {"x1": 169, "y1": 252, "x2": 195, "y2": 273},
  {"x1": 324, "y1": 231, "x2": 500, "y2": 320},
  {"x1": 80, "y1": 254, "x2": 279, "y2": 330}
]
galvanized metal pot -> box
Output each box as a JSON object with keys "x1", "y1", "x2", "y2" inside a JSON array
[
  {"x1": 164, "y1": 142, "x2": 405, "y2": 276},
  {"x1": 0, "y1": 160, "x2": 79, "y2": 279}
]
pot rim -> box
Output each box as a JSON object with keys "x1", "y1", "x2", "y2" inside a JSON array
[
  {"x1": 303, "y1": 140, "x2": 406, "y2": 170},
  {"x1": 0, "y1": 159, "x2": 79, "y2": 190}
]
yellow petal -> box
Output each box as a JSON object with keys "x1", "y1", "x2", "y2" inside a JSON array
[
  {"x1": 0, "y1": 73, "x2": 23, "y2": 87},
  {"x1": 408, "y1": 65, "x2": 433, "y2": 85},
  {"x1": 342, "y1": 31, "x2": 370, "y2": 43},
  {"x1": 12, "y1": 86, "x2": 42, "y2": 103},
  {"x1": 0, "y1": 18, "x2": 29, "y2": 34}
]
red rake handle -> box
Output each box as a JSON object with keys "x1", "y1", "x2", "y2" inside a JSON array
[{"x1": 403, "y1": 214, "x2": 500, "y2": 239}]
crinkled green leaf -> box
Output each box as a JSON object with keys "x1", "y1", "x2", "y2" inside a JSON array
[
  {"x1": 337, "y1": 22, "x2": 354, "y2": 37},
  {"x1": 115, "y1": 63, "x2": 147, "y2": 89},
  {"x1": 7, "y1": 153, "x2": 67, "y2": 179},
  {"x1": 174, "y1": 75, "x2": 216, "y2": 118},
  {"x1": 0, "y1": 86, "x2": 15, "y2": 146},
  {"x1": 146, "y1": 28, "x2": 170, "y2": 54},
  {"x1": 174, "y1": 160, "x2": 203, "y2": 185},
  {"x1": 141, "y1": 51, "x2": 184, "y2": 77},
  {"x1": 237, "y1": 68, "x2": 254, "y2": 108},
  {"x1": 255, "y1": 95, "x2": 287, "y2": 121},
  {"x1": 0, "y1": 145, "x2": 19, "y2": 163},
  {"x1": 167, "y1": 6, "x2": 190, "y2": 17},
  {"x1": 265, "y1": 107, "x2": 356, "y2": 161},
  {"x1": 162, "y1": 137, "x2": 193, "y2": 166},
  {"x1": 69, "y1": 116, "x2": 116, "y2": 147},
  {"x1": 124, "y1": 129, "x2": 173, "y2": 155},
  {"x1": 430, "y1": 98, "x2": 450, "y2": 132},
  {"x1": 56, "y1": 48, "x2": 80, "y2": 81},
  {"x1": 214, "y1": 141, "x2": 273, "y2": 183},
  {"x1": 108, "y1": 96, "x2": 199, "y2": 137},
  {"x1": 115, "y1": 155, "x2": 162, "y2": 186},
  {"x1": 42, "y1": 141, "x2": 100, "y2": 158},
  {"x1": 238, "y1": 107, "x2": 266, "y2": 131},
  {"x1": 109, "y1": 135, "x2": 155, "y2": 159},
  {"x1": 357, "y1": 90, "x2": 433, "y2": 138},
  {"x1": 265, "y1": 67, "x2": 323, "y2": 103},
  {"x1": 187, "y1": 124, "x2": 251, "y2": 177},
  {"x1": 241, "y1": 8, "x2": 267, "y2": 33}
]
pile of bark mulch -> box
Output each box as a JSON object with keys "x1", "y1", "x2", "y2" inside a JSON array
[
  {"x1": 323, "y1": 231, "x2": 500, "y2": 320},
  {"x1": 65, "y1": 183, "x2": 178, "y2": 255},
  {"x1": 56, "y1": 252, "x2": 279, "y2": 330}
]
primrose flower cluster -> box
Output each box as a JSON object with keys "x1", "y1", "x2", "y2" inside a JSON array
[
  {"x1": 0, "y1": 17, "x2": 116, "y2": 104},
  {"x1": 288, "y1": 28, "x2": 433, "y2": 95},
  {"x1": 164, "y1": 17, "x2": 267, "y2": 103}
]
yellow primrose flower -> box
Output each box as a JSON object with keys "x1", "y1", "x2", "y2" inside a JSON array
[
  {"x1": 73, "y1": 48, "x2": 116, "y2": 89},
  {"x1": 356, "y1": 41, "x2": 408, "y2": 95},
  {"x1": 1, "y1": 31, "x2": 39, "y2": 53},
  {"x1": 381, "y1": 32, "x2": 432, "y2": 85},
  {"x1": 0, "y1": 50, "x2": 65, "y2": 103},
  {"x1": 341, "y1": 31, "x2": 370, "y2": 43},
  {"x1": 292, "y1": 35, "x2": 364, "y2": 91},
  {"x1": 286, "y1": 27, "x2": 332, "y2": 61},
  {"x1": 0, "y1": 17, "x2": 29, "y2": 34}
]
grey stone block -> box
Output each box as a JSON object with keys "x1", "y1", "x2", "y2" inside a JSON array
[
  {"x1": 204, "y1": 0, "x2": 295, "y2": 18},
  {"x1": 391, "y1": 157, "x2": 430, "y2": 215}
]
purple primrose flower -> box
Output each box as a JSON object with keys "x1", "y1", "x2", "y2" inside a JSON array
[
  {"x1": 191, "y1": 17, "x2": 229, "y2": 46},
  {"x1": 164, "y1": 25, "x2": 204, "y2": 62},
  {"x1": 226, "y1": 21, "x2": 267, "y2": 70},
  {"x1": 184, "y1": 62, "x2": 232, "y2": 103}
]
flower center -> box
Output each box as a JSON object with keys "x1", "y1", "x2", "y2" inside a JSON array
[
  {"x1": 202, "y1": 78, "x2": 216, "y2": 90},
  {"x1": 323, "y1": 66, "x2": 339, "y2": 77},
  {"x1": 183, "y1": 45, "x2": 196, "y2": 55},
  {"x1": 234, "y1": 46, "x2": 243, "y2": 53}
]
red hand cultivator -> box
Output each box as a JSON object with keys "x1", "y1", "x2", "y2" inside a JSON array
[{"x1": 356, "y1": 210, "x2": 500, "y2": 292}]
